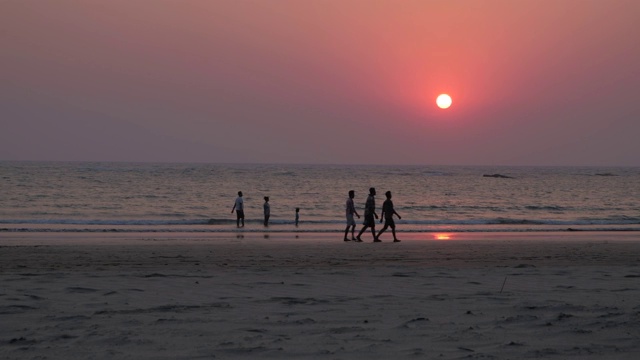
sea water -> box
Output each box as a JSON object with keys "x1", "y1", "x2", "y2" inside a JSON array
[{"x1": 1, "y1": 162, "x2": 639, "y2": 233}]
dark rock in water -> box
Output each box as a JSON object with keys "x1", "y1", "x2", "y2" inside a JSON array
[
  {"x1": 594, "y1": 173, "x2": 617, "y2": 177},
  {"x1": 483, "y1": 174, "x2": 514, "y2": 179}
]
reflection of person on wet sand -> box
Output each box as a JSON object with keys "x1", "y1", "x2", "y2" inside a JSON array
[
  {"x1": 231, "y1": 191, "x2": 244, "y2": 228},
  {"x1": 356, "y1": 188, "x2": 379, "y2": 242},
  {"x1": 344, "y1": 190, "x2": 360, "y2": 241},
  {"x1": 377, "y1": 191, "x2": 401, "y2": 242}
]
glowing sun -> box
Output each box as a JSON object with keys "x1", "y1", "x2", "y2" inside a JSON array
[{"x1": 436, "y1": 94, "x2": 452, "y2": 109}]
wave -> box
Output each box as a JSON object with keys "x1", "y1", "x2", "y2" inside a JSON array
[
  {"x1": 2, "y1": 227, "x2": 639, "y2": 234},
  {"x1": 524, "y1": 205, "x2": 565, "y2": 211},
  {"x1": 1, "y1": 216, "x2": 640, "y2": 227},
  {"x1": 0, "y1": 219, "x2": 216, "y2": 226}
]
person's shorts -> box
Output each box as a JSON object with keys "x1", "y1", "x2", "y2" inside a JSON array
[
  {"x1": 346, "y1": 213, "x2": 356, "y2": 226},
  {"x1": 363, "y1": 213, "x2": 375, "y2": 227},
  {"x1": 236, "y1": 210, "x2": 244, "y2": 219},
  {"x1": 384, "y1": 217, "x2": 395, "y2": 229}
]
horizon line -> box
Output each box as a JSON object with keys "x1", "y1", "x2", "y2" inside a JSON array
[{"x1": 1, "y1": 159, "x2": 639, "y2": 168}]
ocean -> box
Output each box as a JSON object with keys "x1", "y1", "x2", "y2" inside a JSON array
[{"x1": 1, "y1": 162, "x2": 639, "y2": 234}]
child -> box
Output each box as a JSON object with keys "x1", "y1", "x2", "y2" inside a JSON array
[{"x1": 263, "y1": 196, "x2": 270, "y2": 227}]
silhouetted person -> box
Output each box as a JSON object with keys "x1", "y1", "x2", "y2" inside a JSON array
[
  {"x1": 263, "y1": 196, "x2": 270, "y2": 227},
  {"x1": 344, "y1": 190, "x2": 360, "y2": 241},
  {"x1": 295, "y1": 208, "x2": 300, "y2": 227},
  {"x1": 231, "y1": 191, "x2": 244, "y2": 227},
  {"x1": 356, "y1": 187, "x2": 379, "y2": 242},
  {"x1": 377, "y1": 191, "x2": 401, "y2": 242}
]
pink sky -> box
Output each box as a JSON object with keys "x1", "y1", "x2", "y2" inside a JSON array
[{"x1": 2, "y1": 0, "x2": 639, "y2": 165}]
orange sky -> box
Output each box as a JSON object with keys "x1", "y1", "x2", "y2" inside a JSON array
[{"x1": 2, "y1": 0, "x2": 639, "y2": 165}]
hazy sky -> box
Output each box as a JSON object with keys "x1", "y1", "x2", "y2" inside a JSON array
[{"x1": 2, "y1": 0, "x2": 639, "y2": 166}]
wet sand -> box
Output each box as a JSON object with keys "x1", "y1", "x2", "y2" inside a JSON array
[{"x1": 1, "y1": 232, "x2": 640, "y2": 359}]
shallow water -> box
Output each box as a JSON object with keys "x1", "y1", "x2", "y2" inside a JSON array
[{"x1": 1, "y1": 162, "x2": 639, "y2": 233}]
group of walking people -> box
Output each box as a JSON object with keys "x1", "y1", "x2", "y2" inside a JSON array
[
  {"x1": 230, "y1": 187, "x2": 401, "y2": 243},
  {"x1": 345, "y1": 187, "x2": 401, "y2": 243}
]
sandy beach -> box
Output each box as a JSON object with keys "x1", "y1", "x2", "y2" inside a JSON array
[{"x1": 1, "y1": 232, "x2": 640, "y2": 359}]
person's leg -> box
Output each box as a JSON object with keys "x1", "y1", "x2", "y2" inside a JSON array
[
  {"x1": 358, "y1": 214, "x2": 373, "y2": 241},
  {"x1": 391, "y1": 227, "x2": 399, "y2": 241},
  {"x1": 371, "y1": 226, "x2": 379, "y2": 242},
  {"x1": 350, "y1": 225, "x2": 356, "y2": 240},
  {"x1": 377, "y1": 223, "x2": 388, "y2": 239},
  {"x1": 344, "y1": 226, "x2": 350, "y2": 241},
  {"x1": 236, "y1": 212, "x2": 240, "y2": 227}
]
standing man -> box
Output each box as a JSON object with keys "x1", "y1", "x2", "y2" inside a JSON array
[
  {"x1": 231, "y1": 191, "x2": 245, "y2": 228},
  {"x1": 377, "y1": 191, "x2": 401, "y2": 242},
  {"x1": 344, "y1": 190, "x2": 360, "y2": 241},
  {"x1": 356, "y1": 187, "x2": 379, "y2": 242}
]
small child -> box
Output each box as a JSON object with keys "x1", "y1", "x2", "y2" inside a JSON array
[
  {"x1": 263, "y1": 196, "x2": 270, "y2": 227},
  {"x1": 295, "y1": 208, "x2": 300, "y2": 227}
]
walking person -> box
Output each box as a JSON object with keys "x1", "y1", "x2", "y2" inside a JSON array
[
  {"x1": 356, "y1": 187, "x2": 379, "y2": 242},
  {"x1": 344, "y1": 190, "x2": 360, "y2": 241},
  {"x1": 231, "y1": 191, "x2": 245, "y2": 227},
  {"x1": 377, "y1": 191, "x2": 401, "y2": 242},
  {"x1": 263, "y1": 196, "x2": 270, "y2": 227}
]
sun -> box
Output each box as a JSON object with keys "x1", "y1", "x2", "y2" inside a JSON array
[{"x1": 436, "y1": 94, "x2": 452, "y2": 109}]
